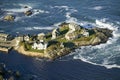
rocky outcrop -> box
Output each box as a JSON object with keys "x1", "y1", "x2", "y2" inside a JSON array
[
  {"x1": 3, "y1": 15, "x2": 15, "y2": 21},
  {"x1": 65, "y1": 30, "x2": 80, "y2": 40},
  {"x1": 52, "y1": 28, "x2": 60, "y2": 39},
  {"x1": 0, "y1": 22, "x2": 113, "y2": 60},
  {"x1": 24, "y1": 10, "x2": 32, "y2": 16},
  {"x1": 94, "y1": 28, "x2": 113, "y2": 37},
  {"x1": 44, "y1": 46, "x2": 71, "y2": 60},
  {"x1": 0, "y1": 63, "x2": 21, "y2": 80}
]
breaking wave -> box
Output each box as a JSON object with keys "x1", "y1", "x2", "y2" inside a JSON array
[
  {"x1": 90, "y1": 6, "x2": 103, "y2": 10},
  {"x1": 72, "y1": 19, "x2": 120, "y2": 69},
  {"x1": 52, "y1": 5, "x2": 78, "y2": 23},
  {"x1": 25, "y1": 26, "x2": 54, "y2": 31},
  {"x1": 2, "y1": 4, "x2": 49, "y2": 21}
]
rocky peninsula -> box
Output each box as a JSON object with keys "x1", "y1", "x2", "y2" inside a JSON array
[{"x1": 0, "y1": 22, "x2": 113, "y2": 60}]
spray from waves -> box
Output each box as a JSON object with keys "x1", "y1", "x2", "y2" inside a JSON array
[
  {"x1": 93, "y1": 18, "x2": 120, "y2": 48},
  {"x1": 2, "y1": 3, "x2": 49, "y2": 21},
  {"x1": 52, "y1": 5, "x2": 78, "y2": 23},
  {"x1": 65, "y1": 8, "x2": 78, "y2": 23},
  {"x1": 54, "y1": 6, "x2": 69, "y2": 11},
  {"x1": 71, "y1": 19, "x2": 120, "y2": 69},
  {"x1": 73, "y1": 47, "x2": 120, "y2": 69},
  {"x1": 25, "y1": 26, "x2": 54, "y2": 31},
  {"x1": 89, "y1": 6, "x2": 103, "y2": 11},
  {"x1": 3, "y1": 3, "x2": 32, "y2": 13}
]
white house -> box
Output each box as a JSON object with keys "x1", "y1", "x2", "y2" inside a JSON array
[
  {"x1": 24, "y1": 35, "x2": 30, "y2": 41},
  {"x1": 32, "y1": 41, "x2": 48, "y2": 50},
  {"x1": 69, "y1": 23, "x2": 80, "y2": 31},
  {"x1": 65, "y1": 23, "x2": 80, "y2": 40},
  {"x1": 37, "y1": 33, "x2": 45, "y2": 40},
  {"x1": 65, "y1": 30, "x2": 78, "y2": 40},
  {"x1": 52, "y1": 28, "x2": 60, "y2": 39},
  {"x1": 81, "y1": 29, "x2": 89, "y2": 37}
]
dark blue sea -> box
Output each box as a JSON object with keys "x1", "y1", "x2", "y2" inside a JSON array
[{"x1": 0, "y1": 0, "x2": 120, "y2": 80}]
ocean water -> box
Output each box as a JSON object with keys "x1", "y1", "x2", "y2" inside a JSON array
[{"x1": 0, "y1": 0, "x2": 120, "y2": 80}]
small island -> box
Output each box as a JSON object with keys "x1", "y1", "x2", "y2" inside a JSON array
[{"x1": 0, "y1": 22, "x2": 113, "y2": 60}]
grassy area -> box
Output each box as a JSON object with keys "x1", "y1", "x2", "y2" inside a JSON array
[
  {"x1": 59, "y1": 26, "x2": 69, "y2": 35},
  {"x1": 29, "y1": 48, "x2": 44, "y2": 53},
  {"x1": 45, "y1": 32, "x2": 52, "y2": 41}
]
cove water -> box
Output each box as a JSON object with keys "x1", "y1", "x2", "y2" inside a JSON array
[{"x1": 0, "y1": 0, "x2": 120, "y2": 80}]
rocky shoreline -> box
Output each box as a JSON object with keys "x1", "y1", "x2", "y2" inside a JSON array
[
  {"x1": 0, "y1": 63, "x2": 38, "y2": 80},
  {"x1": 14, "y1": 22, "x2": 113, "y2": 60},
  {"x1": 0, "y1": 22, "x2": 113, "y2": 60},
  {"x1": 0, "y1": 63, "x2": 21, "y2": 80}
]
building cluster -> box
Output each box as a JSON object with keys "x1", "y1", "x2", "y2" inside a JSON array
[
  {"x1": 24, "y1": 23, "x2": 90, "y2": 51},
  {"x1": 16, "y1": 33, "x2": 48, "y2": 50},
  {"x1": 0, "y1": 23, "x2": 91, "y2": 51},
  {"x1": 52, "y1": 23, "x2": 90, "y2": 40}
]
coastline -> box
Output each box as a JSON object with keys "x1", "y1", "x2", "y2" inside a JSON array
[
  {"x1": 0, "y1": 22, "x2": 113, "y2": 60},
  {"x1": 16, "y1": 45, "x2": 46, "y2": 58}
]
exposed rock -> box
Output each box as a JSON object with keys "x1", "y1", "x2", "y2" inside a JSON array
[
  {"x1": 94, "y1": 28, "x2": 113, "y2": 37},
  {"x1": 96, "y1": 32, "x2": 108, "y2": 43},
  {"x1": 24, "y1": 6, "x2": 28, "y2": 8},
  {"x1": 91, "y1": 37, "x2": 101, "y2": 45},
  {"x1": 0, "y1": 63, "x2": 6, "y2": 75},
  {"x1": 68, "y1": 23, "x2": 81, "y2": 31},
  {"x1": 3, "y1": 15, "x2": 15, "y2": 21},
  {"x1": 52, "y1": 28, "x2": 60, "y2": 39},
  {"x1": 24, "y1": 10, "x2": 32, "y2": 16},
  {"x1": 65, "y1": 31, "x2": 79, "y2": 40},
  {"x1": 80, "y1": 29, "x2": 89, "y2": 37},
  {"x1": 37, "y1": 33, "x2": 45, "y2": 40},
  {"x1": 8, "y1": 76, "x2": 15, "y2": 80},
  {"x1": 0, "y1": 63, "x2": 23, "y2": 80}
]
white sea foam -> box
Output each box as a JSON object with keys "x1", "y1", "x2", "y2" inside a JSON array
[
  {"x1": 30, "y1": 9, "x2": 49, "y2": 17},
  {"x1": 95, "y1": 19, "x2": 117, "y2": 30},
  {"x1": 93, "y1": 19, "x2": 120, "y2": 49},
  {"x1": 25, "y1": 26, "x2": 54, "y2": 31},
  {"x1": 4, "y1": 4, "x2": 32, "y2": 13},
  {"x1": 65, "y1": 12, "x2": 78, "y2": 23},
  {"x1": 4, "y1": 8, "x2": 30, "y2": 13},
  {"x1": 53, "y1": 5, "x2": 78, "y2": 23},
  {"x1": 54, "y1": 6, "x2": 69, "y2": 11},
  {"x1": 71, "y1": 18, "x2": 120, "y2": 69},
  {"x1": 74, "y1": 53, "x2": 120, "y2": 69},
  {"x1": 90, "y1": 6, "x2": 103, "y2": 10},
  {"x1": 65, "y1": 8, "x2": 78, "y2": 23}
]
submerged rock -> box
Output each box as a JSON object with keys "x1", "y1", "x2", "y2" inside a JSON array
[
  {"x1": 3, "y1": 15, "x2": 15, "y2": 21},
  {"x1": 24, "y1": 6, "x2": 28, "y2": 8},
  {"x1": 24, "y1": 10, "x2": 32, "y2": 16}
]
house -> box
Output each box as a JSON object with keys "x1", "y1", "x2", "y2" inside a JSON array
[
  {"x1": 60, "y1": 42, "x2": 64, "y2": 48},
  {"x1": 52, "y1": 28, "x2": 60, "y2": 39},
  {"x1": 32, "y1": 41, "x2": 48, "y2": 50},
  {"x1": 69, "y1": 23, "x2": 81, "y2": 31},
  {"x1": 65, "y1": 23, "x2": 81, "y2": 40},
  {"x1": 81, "y1": 29, "x2": 89, "y2": 37},
  {"x1": 65, "y1": 31, "x2": 79, "y2": 40},
  {"x1": 0, "y1": 33, "x2": 12, "y2": 41},
  {"x1": 24, "y1": 35, "x2": 30, "y2": 42},
  {"x1": 37, "y1": 33, "x2": 45, "y2": 40}
]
